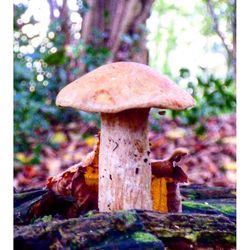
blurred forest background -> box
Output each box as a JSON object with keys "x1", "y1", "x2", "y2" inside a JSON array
[{"x1": 14, "y1": 0, "x2": 236, "y2": 189}]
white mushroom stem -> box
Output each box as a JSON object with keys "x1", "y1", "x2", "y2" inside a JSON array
[{"x1": 99, "y1": 108, "x2": 152, "y2": 212}]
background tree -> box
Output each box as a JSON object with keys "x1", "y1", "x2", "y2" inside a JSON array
[{"x1": 47, "y1": 0, "x2": 154, "y2": 78}]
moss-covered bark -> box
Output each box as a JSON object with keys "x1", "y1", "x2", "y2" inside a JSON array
[
  {"x1": 15, "y1": 210, "x2": 235, "y2": 250},
  {"x1": 14, "y1": 185, "x2": 236, "y2": 249},
  {"x1": 181, "y1": 184, "x2": 236, "y2": 222},
  {"x1": 137, "y1": 210, "x2": 236, "y2": 250}
]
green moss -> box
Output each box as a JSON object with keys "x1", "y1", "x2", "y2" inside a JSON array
[
  {"x1": 83, "y1": 210, "x2": 95, "y2": 218},
  {"x1": 33, "y1": 215, "x2": 53, "y2": 223},
  {"x1": 71, "y1": 239, "x2": 80, "y2": 249},
  {"x1": 182, "y1": 201, "x2": 235, "y2": 215},
  {"x1": 224, "y1": 234, "x2": 236, "y2": 244},
  {"x1": 132, "y1": 232, "x2": 159, "y2": 243},
  {"x1": 116, "y1": 210, "x2": 137, "y2": 225},
  {"x1": 185, "y1": 231, "x2": 200, "y2": 242},
  {"x1": 182, "y1": 201, "x2": 211, "y2": 211},
  {"x1": 154, "y1": 228, "x2": 200, "y2": 243},
  {"x1": 124, "y1": 212, "x2": 137, "y2": 225},
  {"x1": 211, "y1": 204, "x2": 236, "y2": 214},
  {"x1": 185, "y1": 191, "x2": 198, "y2": 200}
]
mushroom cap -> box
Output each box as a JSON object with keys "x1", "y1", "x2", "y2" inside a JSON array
[{"x1": 56, "y1": 62, "x2": 194, "y2": 113}]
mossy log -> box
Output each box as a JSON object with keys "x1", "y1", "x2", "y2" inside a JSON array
[
  {"x1": 14, "y1": 185, "x2": 236, "y2": 249},
  {"x1": 180, "y1": 185, "x2": 236, "y2": 222},
  {"x1": 180, "y1": 184, "x2": 236, "y2": 200},
  {"x1": 14, "y1": 210, "x2": 235, "y2": 250}
]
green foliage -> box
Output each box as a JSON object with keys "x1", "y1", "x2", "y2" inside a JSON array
[
  {"x1": 44, "y1": 49, "x2": 68, "y2": 66},
  {"x1": 14, "y1": 3, "x2": 102, "y2": 155},
  {"x1": 169, "y1": 67, "x2": 236, "y2": 129},
  {"x1": 82, "y1": 45, "x2": 110, "y2": 71}
]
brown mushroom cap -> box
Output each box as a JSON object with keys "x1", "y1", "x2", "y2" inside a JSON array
[{"x1": 56, "y1": 62, "x2": 194, "y2": 113}]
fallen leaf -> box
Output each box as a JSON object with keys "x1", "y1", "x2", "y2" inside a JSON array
[
  {"x1": 221, "y1": 136, "x2": 236, "y2": 145},
  {"x1": 84, "y1": 136, "x2": 98, "y2": 147},
  {"x1": 15, "y1": 153, "x2": 33, "y2": 164},
  {"x1": 223, "y1": 162, "x2": 237, "y2": 171},
  {"x1": 51, "y1": 132, "x2": 67, "y2": 144},
  {"x1": 151, "y1": 177, "x2": 167, "y2": 212},
  {"x1": 165, "y1": 128, "x2": 186, "y2": 140}
]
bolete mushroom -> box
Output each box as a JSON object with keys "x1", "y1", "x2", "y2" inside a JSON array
[{"x1": 56, "y1": 62, "x2": 194, "y2": 212}]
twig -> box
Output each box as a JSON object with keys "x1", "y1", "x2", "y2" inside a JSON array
[{"x1": 206, "y1": 0, "x2": 232, "y2": 59}]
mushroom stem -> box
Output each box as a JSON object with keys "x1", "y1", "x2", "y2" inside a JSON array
[{"x1": 99, "y1": 108, "x2": 152, "y2": 212}]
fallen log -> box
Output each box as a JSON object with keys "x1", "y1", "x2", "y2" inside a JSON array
[
  {"x1": 181, "y1": 185, "x2": 236, "y2": 222},
  {"x1": 14, "y1": 184, "x2": 236, "y2": 225},
  {"x1": 14, "y1": 210, "x2": 236, "y2": 250},
  {"x1": 181, "y1": 184, "x2": 236, "y2": 200},
  {"x1": 14, "y1": 185, "x2": 236, "y2": 249}
]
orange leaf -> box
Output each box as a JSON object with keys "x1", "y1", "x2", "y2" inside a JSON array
[{"x1": 151, "y1": 177, "x2": 168, "y2": 212}]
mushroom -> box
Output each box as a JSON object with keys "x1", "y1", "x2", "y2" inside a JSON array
[{"x1": 56, "y1": 62, "x2": 194, "y2": 212}]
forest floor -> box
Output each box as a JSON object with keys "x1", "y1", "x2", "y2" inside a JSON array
[{"x1": 14, "y1": 113, "x2": 236, "y2": 190}]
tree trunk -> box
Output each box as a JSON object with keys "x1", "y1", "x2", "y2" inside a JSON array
[{"x1": 79, "y1": 0, "x2": 154, "y2": 73}]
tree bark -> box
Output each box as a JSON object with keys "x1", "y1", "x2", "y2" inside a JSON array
[{"x1": 79, "y1": 0, "x2": 155, "y2": 73}]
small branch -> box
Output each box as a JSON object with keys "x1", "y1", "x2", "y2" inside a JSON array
[
  {"x1": 47, "y1": 0, "x2": 55, "y2": 21},
  {"x1": 60, "y1": 0, "x2": 71, "y2": 46},
  {"x1": 206, "y1": 0, "x2": 232, "y2": 59},
  {"x1": 231, "y1": 0, "x2": 236, "y2": 78}
]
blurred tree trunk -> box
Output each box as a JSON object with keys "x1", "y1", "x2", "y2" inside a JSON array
[
  {"x1": 79, "y1": 0, "x2": 155, "y2": 72},
  {"x1": 47, "y1": 0, "x2": 154, "y2": 78},
  {"x1": 47, "y1": 0, "x2": 74, "y2": 87}
]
